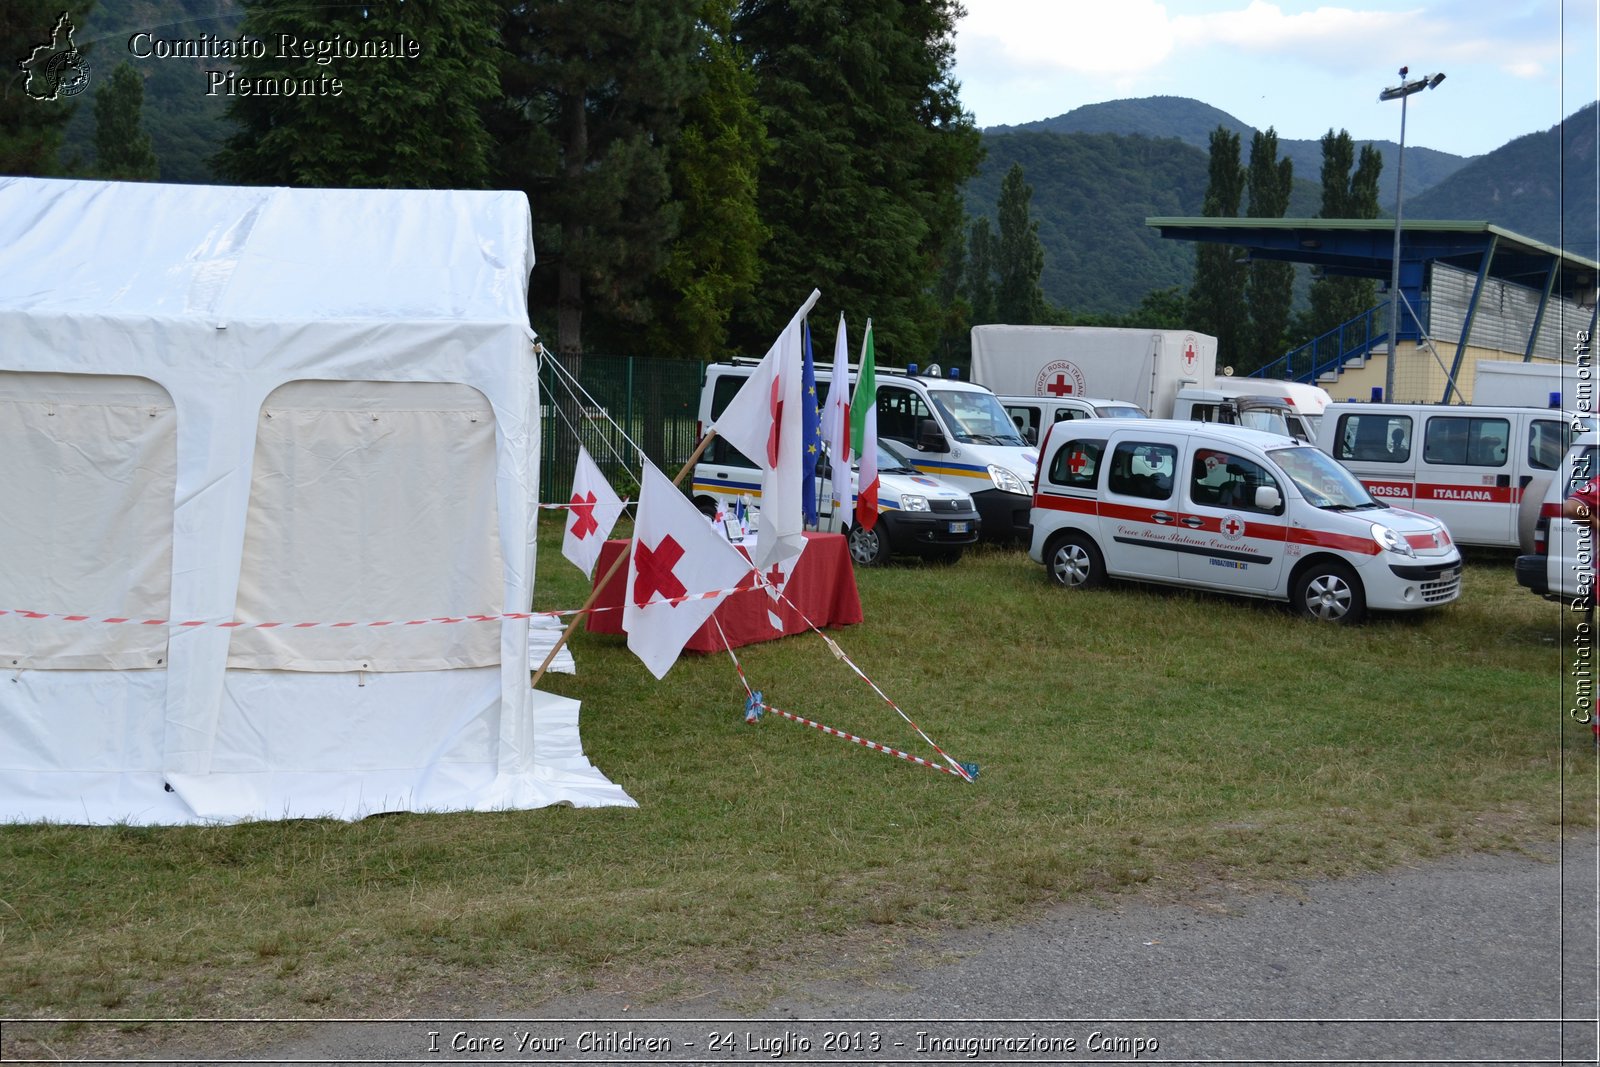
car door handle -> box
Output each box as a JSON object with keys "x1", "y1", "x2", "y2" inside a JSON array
[
  {"x1": 1151, "y1": 512, "x2": 1175, "y2": 524},
  {"x1": 1180, "y1": 516, "x2": 1205, "y2": 528}
]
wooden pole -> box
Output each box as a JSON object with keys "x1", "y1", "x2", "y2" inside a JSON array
[{"x1": 530, "y1": 430, "x2": 720, "y2": 690}]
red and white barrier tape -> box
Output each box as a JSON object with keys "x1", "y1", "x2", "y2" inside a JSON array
[{"x1": 713, "y1": 615, "x2": 976, "y2": 783}]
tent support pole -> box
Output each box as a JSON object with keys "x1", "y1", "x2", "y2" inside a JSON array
[{"x1": 531, "y1": 430, "x2": 720, "y2": 690}]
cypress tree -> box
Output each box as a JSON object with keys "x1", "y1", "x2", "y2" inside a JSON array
[
  {"x1": 994, "y1": 163, "x2": 1046, "y2": 324},
  {"x1": 1245, "y1": 127, "x2": 1294, "y2": 373},
  {"x1": 1189, "y1": 126, "x2": 1248, "y2": 368},
  {"x1": 92, "y1": 62, "x2": 158, "y2": 180}
]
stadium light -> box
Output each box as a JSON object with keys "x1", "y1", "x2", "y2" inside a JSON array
[{"x1": 1380, "y1": 66, "x2": 1446, "y2": 402}]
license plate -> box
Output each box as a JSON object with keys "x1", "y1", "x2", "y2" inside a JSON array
[{"x1": 948, "y1": 521, "x2": 971, "y2": 534}]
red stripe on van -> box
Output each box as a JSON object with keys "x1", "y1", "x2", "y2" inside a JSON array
[
  {"x1": 1033, "y1": 494, "x2": 1097, "y2": 516},
  {"x1": 1289, "y1": 527, "x2": 1380, "y2": 555}
]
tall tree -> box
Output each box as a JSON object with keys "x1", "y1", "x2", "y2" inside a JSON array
[
  {"x1": 645, "y1": 0, "x2": 770, "y2": 361},
  {"x1": 92, "y1": 62, "x2": 158, "y2": 180},
  {"x1": 994, "y1": 163, "x2": 1046, "y2": 323},
  {"x1": 213, "y1": 0, "x2": 499, "y2": 189},
  {"x1": 1188, "y1": 126, "x2": 1248, "y2": 368},
  {"x1": 966, "y1": 215, "x2": 997, "y2": 327},
  {"x1": 732, "y1": 0, "x2": 981, "y2": 363},
  {"x1": 493, "y1": 0, "x2": 699, "y2": 361},
  {"x1": 2, "y1": 1, "x2": 94, "y2": 175},
  {"x1": 930, "y1": 217, "x2": 971, "y2": 366},
  {"x1": 1244, "y1": 127, "x2": 1294, "y2": 373},
  {"x1": 1309, "y1": 129, "x2": 1383, "y2": 339}
]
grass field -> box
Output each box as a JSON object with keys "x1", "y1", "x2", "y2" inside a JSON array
[{"x1": 1, "y1": 513, "x2": 1595, "y2": 1052}]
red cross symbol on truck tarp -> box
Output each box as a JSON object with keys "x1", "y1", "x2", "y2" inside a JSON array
[
  {"x1": 1046, "y1": 374, "x2": 1074, "y2": 396},
  {"x1": 1223, "y1": 517, "x2": 1242, "y2": 537},
  {"x1": 632, "y1": 536, "x2": 688, "y2": 607},
  {"x1": 1068, "y1": 451, "x2": 1088, "y2": 473},
  {"x1": 569, "y1": 491, "x2": 599, "y2": 539}
]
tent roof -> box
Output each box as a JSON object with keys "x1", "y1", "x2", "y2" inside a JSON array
[{"x1": 0, "y1": 177, "x2": 534, "y2": 324}]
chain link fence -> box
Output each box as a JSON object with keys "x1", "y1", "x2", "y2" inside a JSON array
[{"x1": 538, "y1": 354, "x2": 707, "y2": 504}]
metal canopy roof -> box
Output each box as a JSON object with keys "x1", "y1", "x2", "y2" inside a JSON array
[
  {"x1": 1146, "y1": 217, "x2": 1599, "y2": 401},
  {"x1": 1145, "y1": 217, "x2": 1598, "y2": 302}
]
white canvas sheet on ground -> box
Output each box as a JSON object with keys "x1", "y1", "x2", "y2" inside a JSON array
[{"x1": 0, "y1": 177, "x2": 634, "y2": 823}]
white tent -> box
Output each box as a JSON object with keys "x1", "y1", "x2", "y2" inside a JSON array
[{"x1": 0, "y1": 177, "x2": 634, "y2": 824}]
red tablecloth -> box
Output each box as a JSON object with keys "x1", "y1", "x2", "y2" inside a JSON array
[{"x1": 585, "y1": 532, "x2": 862, "y2": 651}]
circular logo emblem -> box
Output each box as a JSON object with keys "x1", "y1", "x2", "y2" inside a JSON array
[
  {"x1": 1218, "y1": 513, "x2": 1246, "y2": 541},
  {"x1": 1035, "y1": 359, "x2": 1085, "y2": 398},
  {"x1": 46, "y1": 49, "x2": 91, "y2": 97},
  {"x1": 1182, "y1": 336, "x2": 1200, "y2": 375}
]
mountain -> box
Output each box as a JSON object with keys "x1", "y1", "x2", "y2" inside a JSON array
[
  {"x1": 970, "y1": 97, "x2": 1599, "y2": 318},
  {"x1": 992, "y1": 95, "x2": 1471, "y2": 209},
  {"x1": 58, "y1": 0, "x2": 242, "y2": 183},
  {"x1": 964, "y1": 128, "x2": 1322, "y2": 316},
  {"x1": 1405, "y1": 102, "x2": 1598, "y2": 257}
]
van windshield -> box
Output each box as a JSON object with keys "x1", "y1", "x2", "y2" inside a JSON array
[
  {"x1": 927, "y1": 389, "x2": 1027, "y2": 446},
  {"x1": 1269, "y1": 445, "x2": 1382, "y2": 511}
]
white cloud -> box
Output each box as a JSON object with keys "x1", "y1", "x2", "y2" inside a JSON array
[{"x1": 957, "y1": 0, "x2": 1177, "y2": 76}]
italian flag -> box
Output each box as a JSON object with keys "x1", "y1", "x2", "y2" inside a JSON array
[{"x1": 850, "y1": 320, "x2": 879, "y2": 531}]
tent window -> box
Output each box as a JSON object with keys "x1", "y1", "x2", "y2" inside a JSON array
[
  {"x1": 230, "y1": 380, "x2": 503, "y2": 672},
  {"x1": 0, "y1": 373, "x2": 176, "y2": 669}
]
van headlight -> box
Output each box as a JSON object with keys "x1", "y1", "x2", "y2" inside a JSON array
[
  {"x1": 1371, "y1": 523, "x2": 1415, "y2": 557},
  {"x1": 987, "y1": 464, "x2": 1029, "y2": 495},
  {"x1": 900, "y1": 494, "x2": 929, "y2": 512}
]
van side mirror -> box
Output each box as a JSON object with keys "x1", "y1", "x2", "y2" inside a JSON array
[
  {"x1": 1255, "y1": 485, "x2": 1282, "y2": 513},
  {"x1": 917, "y1": 418, "x2": 948, "y2": 452}
]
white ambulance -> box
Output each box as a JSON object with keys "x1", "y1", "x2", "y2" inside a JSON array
[
  {"x1": 1316, "y1": 402, "x2": 1588, "y2": 549},
  {"x1": 1515, "y1": 429, "x2": 1598, "y2": 605},
  {"x1": 1029, "y1": 421, "x2": 1463, "y2": 623},
  {"x1": 695, "y1": 360, "x2": 1037, "y2": 543},
  {"x1": 998, "y1": 394, "x2": 1148, "y2": 446}
]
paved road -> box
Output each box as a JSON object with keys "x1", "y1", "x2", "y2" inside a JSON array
[{"x1": 15, "y1": 838, "x2": 1597, "y2": 1065}]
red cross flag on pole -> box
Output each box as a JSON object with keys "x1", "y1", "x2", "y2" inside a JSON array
[
  {"x1": 624, "y1": 460, "x2": 753, "y2": 679},
  {"x1": 712, "y1": 288, "x2": 822, "y2": 570},
  {"x1": 562, "y1": 445, "x2": 627, "y2": 579}
]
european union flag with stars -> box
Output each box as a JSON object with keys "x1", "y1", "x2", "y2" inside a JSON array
[{"x1": 801, "y1": 320, "x2": 822, "y2": 525}]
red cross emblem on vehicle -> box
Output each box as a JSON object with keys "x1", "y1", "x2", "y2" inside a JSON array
[
  {"x1": 569, "y1": 491, "x2": 599, "y2": 539},
  {"x1": 632, "y1": 536, "x2": 688, "y2": 607},
  {"x1": 1047, "y1": 374, "x2": 1074, "y2": 396},
  {"x1": 1221, "y1": 516, "x2": 1244, "y2": 540},
  {"x1": 1068, "y1": 451, "x2": 1088, "y2": 473}
]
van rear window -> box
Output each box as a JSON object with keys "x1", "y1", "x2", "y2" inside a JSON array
[{"x1": 1049, "y1": 439, "x2": 1103, "y2": 489}]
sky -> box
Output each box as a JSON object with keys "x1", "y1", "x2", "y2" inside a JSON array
[{"x1": 952, "y1": 0, "x2": 1599, "y2": 158}]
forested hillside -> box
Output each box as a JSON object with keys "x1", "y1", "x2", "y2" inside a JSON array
[
  {"x1": 59, "y1": 0, "x2": 240, "y2": 181},
  {"x1": 1406, "y1": 102, "x2": 1598, "y2": 257},
  {"x1": 965, "y1": 129, "x2": 1320, "y2": 316},
  {"x1": 994, "y1": 95, "x2": 1471, "y2": 209}
]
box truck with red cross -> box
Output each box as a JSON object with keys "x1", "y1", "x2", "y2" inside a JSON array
[{"x1": 969, "y1": 324, "x2": 1327, "y2": 442}]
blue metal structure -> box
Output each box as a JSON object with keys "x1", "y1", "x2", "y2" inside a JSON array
[{"x1": 1146, "y1": 217, "x2": 1600, "y2": 401}]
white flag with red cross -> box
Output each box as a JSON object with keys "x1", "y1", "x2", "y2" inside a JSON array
[
  {"x1": 712, "y1": 288, "x2": 822, "y2": 570},
  {"x1": 561, "y1": 446, "x2": 627, "y2": 579},
  {"x1": 624, "y1": 460, "x2": 753, "y2": 679}
]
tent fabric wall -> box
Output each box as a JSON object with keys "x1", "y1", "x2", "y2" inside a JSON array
[{"x1": 0, "y1": 177, "x2": 636, "y2": 824}]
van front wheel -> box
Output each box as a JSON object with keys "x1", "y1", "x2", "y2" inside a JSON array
[
  {"x1": 847, "y1": 522, "x2": 892, "y2": 567},
  {"x1": 1047, "y1": 533, "x2": 1105, "y2": 590},
  {"x1": 1292, "y1": 560, "x2": 1366, "y2": 624}
]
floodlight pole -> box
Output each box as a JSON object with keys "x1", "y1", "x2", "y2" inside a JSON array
[{"x1": 1380, "y1": 68, "x2": 1445, "y2": 403}]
